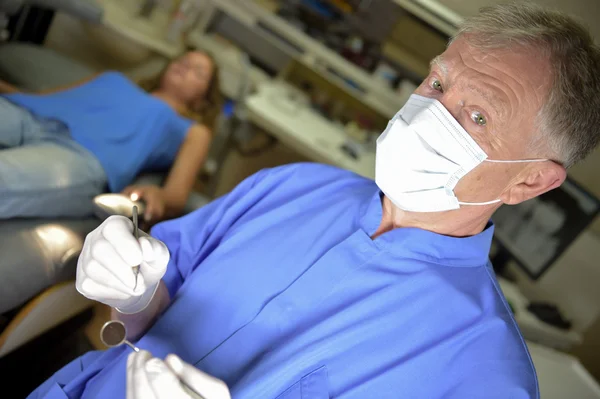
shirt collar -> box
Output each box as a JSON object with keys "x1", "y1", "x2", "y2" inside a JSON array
[{"x1": 358, "y1": 189, "x2": 494, "y2": 267}]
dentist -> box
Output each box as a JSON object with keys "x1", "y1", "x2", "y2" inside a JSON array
[{"x1": 28, "y1": 3, "x2": 600, "y2": 399}]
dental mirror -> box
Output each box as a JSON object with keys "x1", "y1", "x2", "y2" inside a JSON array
[
  {"x1": 100, "y1": 320, "x2": 140, "y2": 352},
  {"x1": 100, "y1": 321, "x2": 205, "y2": 398}
]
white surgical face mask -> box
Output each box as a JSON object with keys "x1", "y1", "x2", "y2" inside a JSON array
[{"x1": 375, "y1": 94, "x2": 547, "y2": 212}]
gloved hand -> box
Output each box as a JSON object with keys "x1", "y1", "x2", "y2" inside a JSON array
[
  {"x1": 76, "y1": 215, "x2": 170, "y2": 314},
  {"x1": 127, "y1": 351, "x2": 231, "y2": 399}
]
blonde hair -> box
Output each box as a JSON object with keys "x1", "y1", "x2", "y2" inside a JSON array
[{"x1": 138, "y1": 50, "x2": 224, "y2": 132}]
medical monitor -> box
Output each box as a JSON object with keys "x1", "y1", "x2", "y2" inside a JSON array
[{"x1": 491, "y1": 177, "x2": 600, "y2": 280}]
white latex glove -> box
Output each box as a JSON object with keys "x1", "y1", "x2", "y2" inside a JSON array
[
  {"x1": 76, "y1": 215, "x2": 170, "y2": 314},
  {"x1": 127, "y1": 350, "x2": 231, "y2": 399}
]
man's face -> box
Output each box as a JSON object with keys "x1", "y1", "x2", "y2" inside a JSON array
[{"x1": 413, "y1": 36, "x2": 560, "y2": 206}]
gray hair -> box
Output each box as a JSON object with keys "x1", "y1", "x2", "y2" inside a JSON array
[{"x1": 453, "y1": 2, "x2": 600, "y2": 167}]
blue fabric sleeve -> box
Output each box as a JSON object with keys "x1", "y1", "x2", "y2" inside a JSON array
[
  {"x1": 26, "y1": 351, "x2": 104, "y2": 399},
  {"x1": 151, "y1": 168, "x2": 271, "y2": 299},
  {"x1": 171, "y1": 114, "x2": 194, "y2": 144}
]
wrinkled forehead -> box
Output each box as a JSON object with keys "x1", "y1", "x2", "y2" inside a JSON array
[
  {"x1": 437, "y1": 37, "x2": 551, "y2": 88},
  {"x1": 435, "y1": 38, "x2": 552, "y2": 121}
]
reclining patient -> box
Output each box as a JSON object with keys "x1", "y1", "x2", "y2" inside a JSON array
[
  {"x1": 0, "y1": 50, "x2": 221, "y2": 223},
  {"x1": 28, "y1": 4, "x2": 600, "y2": 399}
]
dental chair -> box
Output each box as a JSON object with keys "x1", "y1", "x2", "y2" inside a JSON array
[{"x1": 0, "y1": 0, "x2": 212, "y2": 358}]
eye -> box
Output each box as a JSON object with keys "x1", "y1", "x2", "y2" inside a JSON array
[
  {"x1": 431, "y1": 79, "x2": 443, "y2": 92},
  {"x1": 471, "y1": 111, "x2": 487, "y2": 126}
]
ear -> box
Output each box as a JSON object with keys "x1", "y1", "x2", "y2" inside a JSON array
[{"x1": 500, "y1": 161, "x2": 567, "y2": 205}]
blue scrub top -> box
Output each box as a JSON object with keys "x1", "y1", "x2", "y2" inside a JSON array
[
  {"x1": 4, "y1": 72, "x2": 193, "y2": 192},
  {"x1": 28, "y1": 163, "x2": 538, "y2": 399}
]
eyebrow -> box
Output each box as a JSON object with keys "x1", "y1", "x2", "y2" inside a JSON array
[
  {"x1": 430, "y1": 54, "x2": 508, "y2": 119},
  {"x1": 430, "y1": 55, "x2": 447, "y2": 76},
  {"x1": 465, "y1": 83, "x2": 508, "y2": 118},
  {"x1": 466, "y1": 84, "x2": 496, "y2": 106}
]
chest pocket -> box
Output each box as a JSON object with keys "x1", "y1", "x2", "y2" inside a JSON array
[{"x1": 276, "y1": 366, "x2": 330, "y2": 399}]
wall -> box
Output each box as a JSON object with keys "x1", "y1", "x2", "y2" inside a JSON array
[
  {"x1": 44, "y1": 12, "x2": 169, "y2": 80},
  {"x1": 44, "y1": 13, "x2": 125, "y2": 71},
  {"x1": 510, "y1": 229, "x2": 600, "y2": 332},
  {"x1": 438, "y1": 0, "x2": 600, "y2": 40},
  {"x1": 213, "y1": 139, "x2": 309, "y2": 197},
  {"x1": 569, "y1": 148, "x2": 600, "y2": 234},
  {"x1": 572, "y1": 317, "x2": 600, "y2": 382}
]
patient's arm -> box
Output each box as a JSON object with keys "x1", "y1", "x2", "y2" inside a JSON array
[
  {"x1": 123, "y1": 124, "x2": 212, "y2": 223},
  {"x1": 161, "y1": 124, "x2": 212, "y2": 216},
  {"x1": 0, "y1": 79, "x2": 20, "y2": 94}
]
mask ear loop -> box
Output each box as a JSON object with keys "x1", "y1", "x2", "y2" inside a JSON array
[
  {"x1": 458, "y1": 199, "x2": 502, "y2": 206},
  {"x1": 485, "y1": 159, "x2": 548, "y2": 163},
  {"x1": 457, "y1": 159, "x2": 548, "y2": 206}
]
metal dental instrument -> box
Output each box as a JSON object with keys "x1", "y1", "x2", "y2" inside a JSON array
[
  {"x1": 100, "y1": 320, "x2": 140, "y2": 352},
  {"x1": 100, "y1": 320, "x2": 204, "y2": 398},
  {"x1": 132, "y1": 205, "x2": 140, "y2": 290}
]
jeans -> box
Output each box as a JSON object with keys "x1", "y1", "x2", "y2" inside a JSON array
[{"x1": 0, "y1": 97, "x2": 107, "y2": 218}]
